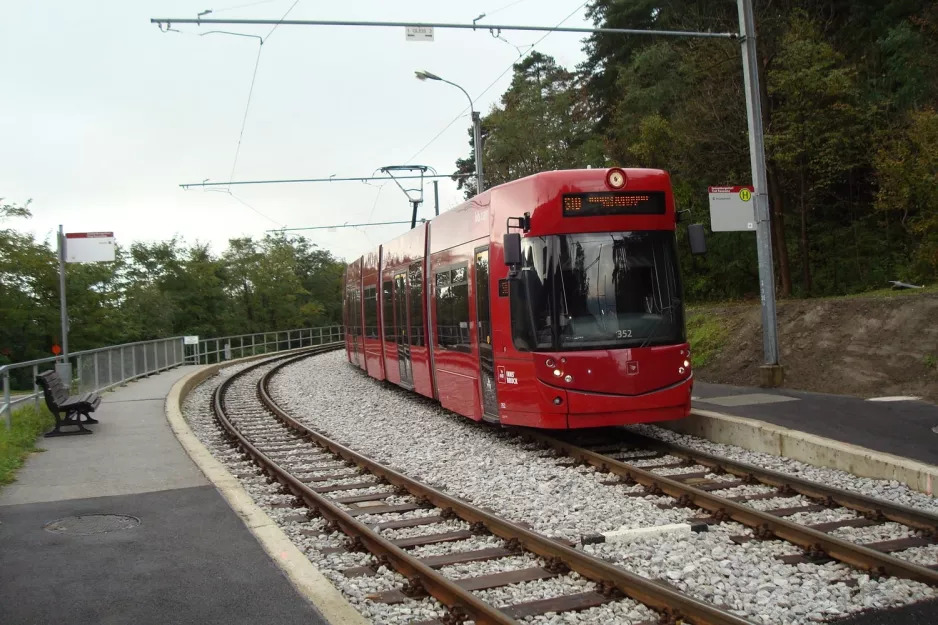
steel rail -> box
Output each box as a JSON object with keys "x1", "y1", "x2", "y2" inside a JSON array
[
  {"x1": 213, "y1": 348, "x2": 518, "y2": 625},
  {"x1": 624, "y1": 430, "x2": 938, "y2": 534},
  {"x1": 525, "y1": 430, "x2": 938, "y2": 586},
  {"x1": 257, "y1": 351, "x2": 755, "y2": 625}
]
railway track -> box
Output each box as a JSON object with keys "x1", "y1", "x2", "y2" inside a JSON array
[
  {"x1": 213, "y1": 348, "x2": 755, "y2": 625},
  {"x1": 526, "y1": 428, "x2": 938, "y2": 587}
]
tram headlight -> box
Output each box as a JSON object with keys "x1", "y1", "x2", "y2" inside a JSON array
[
  {"x1": 564, "y1": 374, "x2": 573, "y2": 383},
  {"x1": 684, "y1": 360, "x2": 690, "y2": 368},
  {"x1": 678, "y1": 367, "x2": 686, "y2": 375},
  {"x1": 553, "y1": 369, "x2": 562, "y2": 377},
  {"x1": 545, "y1": 358, "x2": 555, "y2": 368},
  {"x1": 605, "y1": 167, "x2": 628, "y2": 189}
]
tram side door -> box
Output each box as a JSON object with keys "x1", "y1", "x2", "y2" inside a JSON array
[
  {"x1": 394, "y1": 272, "x2": 414, "y2": 387},
  {"x1": 474, "y1": 248, "x2": 499, "y2": 419}
]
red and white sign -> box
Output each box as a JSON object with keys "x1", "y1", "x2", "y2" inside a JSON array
[
  {"x1": 497, "y1": 365, "x2": 506, "y2": 384},
  {"x1": 65, "y1": 231, "x2": 116, "y2": 263},
  {"x1": 708, "y1": 186, "x2": 755, "y2": 232}
]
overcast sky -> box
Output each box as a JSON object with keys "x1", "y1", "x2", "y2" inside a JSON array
[{"x1": 2, "y1": 0, "x2": 593, "y2": 263}]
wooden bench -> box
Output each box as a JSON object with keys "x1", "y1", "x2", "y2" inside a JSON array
[{"x1": 35, "y1": 370, "x2": 102, "y2": 437}]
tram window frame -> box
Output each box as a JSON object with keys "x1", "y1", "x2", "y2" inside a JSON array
[
  {"x1": 434, "y1": 263, "x2": 471, "y2": 353},
  {"x1": 363, "y1": 285, "x2": 378, "y2": 339},
  {"x1": 382, "y1": 279, "x2": 394, "y2": 343},
  {"x1": 408, "y1": 262, "x2": 424, "y2": 347}
]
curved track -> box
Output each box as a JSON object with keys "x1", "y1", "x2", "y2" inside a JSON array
[
  {"x1": 527, "y1": 429, "x2": 938, "y2": 586},
  {"x1": 212, "y1": 349, "x2": 755, "y2": 625}
]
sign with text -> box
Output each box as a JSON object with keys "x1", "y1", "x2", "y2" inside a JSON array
[
  {"x1": 66, "y1": 232, "x2": 116, "y2": 263},
  {"x1": 405, "y1": 26, "x2": 434, "y2": 41},
  {"x1": 184, "y1": 336, "x2": 199, "y2": 345},
  {"x1": 708, "y1": 186, "x2": 755, "y2": 232}
]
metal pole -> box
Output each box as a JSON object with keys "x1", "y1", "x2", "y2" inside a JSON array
[
  {"x1": 738, "y1": 0, "x2": 781, "y2": 383},
  {"x1": 472, "y1": 111, "x2": 484, "y2": 193},
  {"x1": 57, "y1": 226, "x2": 69, "y2": 369},
  {"x1": 3, "y1": 372, "x2": 10, "y2": 430},
  {"x1": 33, "y1": 364, "x2": 40, "y2": 411},
  {"x1": 149, "y1": 17, "x2": 737, "y2": 40},
  {"x1": 433, "y1": 180, "x2": 439, "y2": 216}
]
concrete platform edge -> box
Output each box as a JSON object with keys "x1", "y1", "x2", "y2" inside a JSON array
[
  {"x1": 661, "y1": 408, "x2": 938, "y2": 495},
  {"x1": 165, "y1": 349, "x2": 368, "y2": 625}
]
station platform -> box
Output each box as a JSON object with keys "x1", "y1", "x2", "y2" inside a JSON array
[
  {"x1": 692, "y1": 381, "x2": 938, "y2": 466},
  {"x1": 0, "y1": 367, "x2": 328, "y2": 625}
]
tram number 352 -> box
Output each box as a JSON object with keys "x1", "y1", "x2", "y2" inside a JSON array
[{"x1": 616, "y1": 329, "x2": 633, "y2": 338}]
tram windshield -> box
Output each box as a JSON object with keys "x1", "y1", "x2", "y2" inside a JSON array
[{"x1": 509, "y1": 231, "x2": 685, "y2": 351}]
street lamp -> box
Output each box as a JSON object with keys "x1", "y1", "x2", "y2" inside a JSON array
[{"x1": 415, "y1": 70, "x2": 484, "y2": 194}]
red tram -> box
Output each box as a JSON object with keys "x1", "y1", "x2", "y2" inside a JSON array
[{"x1": 343, "y1": 168, "x2": 703, "y2": 429}]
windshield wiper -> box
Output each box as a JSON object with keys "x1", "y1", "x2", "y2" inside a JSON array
[{"x1": 638, "y1": 305, "x2": 675, "y2": 349}]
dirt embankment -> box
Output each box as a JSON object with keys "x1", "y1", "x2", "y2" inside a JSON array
[{"x1": 692, "y1": 292, "x2": 938, "y2": 402}]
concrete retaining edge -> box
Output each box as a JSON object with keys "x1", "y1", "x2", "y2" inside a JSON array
[
  {"x1": 165, "y1": 347, "x2": 369, "y2": 625},
  {"x1": 661, "y1": 408, "x2": 938, "y2": 496}
]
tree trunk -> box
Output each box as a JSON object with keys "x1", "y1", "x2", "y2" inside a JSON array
[
  {"x1": 799, "y1": 168, "x2": 812, "y2": 295},
  {"x1": 767, "y1": 163, "x2": 793, "y2": 297}
]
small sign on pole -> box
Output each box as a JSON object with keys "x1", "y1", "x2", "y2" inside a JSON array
[
  {"x1": 184, "y1": 336, "x2": 199, "y2": 345},
  {"x1": 405, "y1": 26, "x2": 434, "y2": 41},
  {"x1": 707, "y1": 186, "x2": 755, "y2": 232},
  {"x1": 66, "y1": 232, "x2": 116, "y2": 263}
]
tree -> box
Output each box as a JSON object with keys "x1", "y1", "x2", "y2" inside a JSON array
[
  {"x1": 875, "y1": 108, "x2": 938, "y2": 278},
  {"x1": 766, "y1": 11, "x2": 868, "y2": 294},
  {"x1": 453, "y1": 53, "x2": 604, "y2": 198}
]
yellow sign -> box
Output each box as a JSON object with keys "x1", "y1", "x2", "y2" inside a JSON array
[{"x1": 739, "y1": 188, "x2": 752, "y2": 202}]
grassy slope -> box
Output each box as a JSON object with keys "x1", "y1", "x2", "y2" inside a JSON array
[
  {"x1": 686, "y1": 309, "x2": 731, "y2": 368},
  {"x1": 0, "y1": 404, "x2": 54, "y2": 488},
  {"x1": 686, "y1": 285, "x2": 938, "y2": 394}
]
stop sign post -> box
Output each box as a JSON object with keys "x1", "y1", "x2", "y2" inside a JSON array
[{"x1": 57, "y1": 226, "x2": 116, "y2": 384}]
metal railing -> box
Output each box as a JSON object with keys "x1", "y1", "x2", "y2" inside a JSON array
[
  {"x1": 1, "y1": 325, "x2": 348, "y2": 429},
  {"x1": 1, "y1": 337, "x2": 185, "y2": 429},
  {"x1": 185, "y1": 326, "x2": 345, "y2": 365}
]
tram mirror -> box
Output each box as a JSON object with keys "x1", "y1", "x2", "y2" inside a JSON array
[
  {"x1": 688, "y1": 224, "x2": 707, "y2": 255},
  {"x1": 503, "y1": 233, "x2": 522, "y2": 266}
]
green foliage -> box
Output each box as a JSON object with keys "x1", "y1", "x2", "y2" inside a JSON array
[
  {"x1": 685, "y1": 310, "x2": 730, "y2": 369},
  {"x1": 0, "y1": 208, "x2": 346, "y2": 381},
  {"x1": 875, "y1": 108, "x2": 938, "y2": 278},
  {"x1": 453, "y1": 52, "x2": 605, "y2": 196},
  {"x1": 454, "y1": 1, "x2": 938, "y2": 300},
  {"x1": 0, "y1": 404, "x2": 55, "y2": 488}
]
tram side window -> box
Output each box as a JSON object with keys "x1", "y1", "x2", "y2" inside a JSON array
[
  {"x1": 382, "y1": 280, "x2": 394, "y2": 342},
  {"x1": 363, "y1": 286, "x2": 378, "y2": 339},
  {"x1": 434, "y1": 265, "x2": 470, "y2": 352},
  {"x1": 409, "y1": 262, "x2": 424, "y2": 347}
]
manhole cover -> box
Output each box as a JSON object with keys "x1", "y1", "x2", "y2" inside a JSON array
[{"x1": 44, "y1": 514, "x2": 140, "y2": 535}]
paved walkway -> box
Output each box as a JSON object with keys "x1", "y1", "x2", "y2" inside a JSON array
[
  {"x1": 0, "y1": 367, "x2": 329, "y2": 625},
  {"x1": 693, "y1": 381, "x2": 938, "y2": 465}
]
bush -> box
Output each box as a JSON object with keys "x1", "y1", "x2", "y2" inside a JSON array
[
  {"x1": 0, "y1": 403, "x2": 55, "y2": 488},
  {"x1": 686, "y1": 310, "x2": 730, "y2": 369}
]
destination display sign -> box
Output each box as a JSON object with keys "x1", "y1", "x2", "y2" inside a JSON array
[{"x1": 562, "y1": 192, "x2": 665, "y2": 217}]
